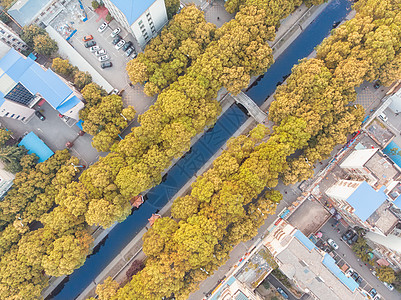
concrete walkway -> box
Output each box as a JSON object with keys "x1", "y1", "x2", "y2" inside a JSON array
[{"x1": 70, "y1": 2, "x2": 332, "y2": 299}]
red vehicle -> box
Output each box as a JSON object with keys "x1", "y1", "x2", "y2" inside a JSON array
[{"x1": 82, "y1": 35, "x2": 93, "y2": 42}]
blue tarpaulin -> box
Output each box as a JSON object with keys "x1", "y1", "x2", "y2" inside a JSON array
[
  {"x1": 322, "y1": 254, "x2": 359, "y2": 292},
  {"x1": 18, "y1": 132, "x2": 54, "y2": 163}
]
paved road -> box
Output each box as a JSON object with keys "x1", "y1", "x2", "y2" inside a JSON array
[
  {"x1": 267, "y1": 274, "x2": 302, "y2": 300},
  {"x1": 320, "y1": 218, "x2": 400, "y2": 300}
]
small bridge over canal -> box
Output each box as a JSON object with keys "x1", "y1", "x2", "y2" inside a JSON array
[{"x1": 232, "y1": 92, "x2": 268, "y2": 123}]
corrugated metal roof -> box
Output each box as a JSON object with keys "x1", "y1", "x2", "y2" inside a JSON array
[
  {"x1": 110, "y1": 0, "x2": 156, "y2": 24},
  {"x1": 346, "y1": 182, "x2": 388, "y2": 222},
  {"x1": 8, "y1": 0, "x2": 53, "y2": 27},
  {"x1": 294, "y1": 230, "x2": 316, "y2": 251},
  {"x1": 18, "y1": 132, "x2": 54, "y2": 162},
  {"x1": 322, "y1": 253, "x2": 359, "y2": 292},
  {"x1": 57, "y1": 95, "x2": 81, "y2": 115},
  {"x1": 235, "y1": 291, "x2": 249, "y2": 300}
]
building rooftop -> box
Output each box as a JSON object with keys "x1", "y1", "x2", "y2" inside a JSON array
[
  {"x1": 365, "y1": 151, "x2": 400, "y2": 187},
  {"x1": 276, "y1": 236, "x2": 364, "y2": 300},
  {"x1": 346, "y1": 182, "x2": 388, "y2": 222},
  {"x1": 110, "y1": 0, "x2": 157, "y2": 24},
  {"x1": 340, "y1": 148, "x2": 377, "y2": 169},
  {"x1": 0, "y1": 49, "x2": 80, "y2": 114},
  {"x1": 18, "y1": 132, "x2": 54, "y2": 162},
  {"x1": 8, "y1": 0, "x2": 53, "y2": 27},
  {"x1": 367, "y1": 201, "x2": 398, "y2": 235}
]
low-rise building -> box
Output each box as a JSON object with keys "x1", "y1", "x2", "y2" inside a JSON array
[
  {"x1": 263, "y1": 220, "x2": 365, "y2": 300},
  {"x1": 0, "y1": 161, "x2": 15, "y2": 198},
  {"x1": 0, "y1": 48, "x2": 84, "y2": 122},
  {"x1": 101, "y1": 0, "x2": 168, "y2": 48}
]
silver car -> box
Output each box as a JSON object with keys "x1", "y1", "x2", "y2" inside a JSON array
[
  {"x1": 98, "y1": 22, "x2": 108, "y2": 33},
  {"x1": 115, "y1": 39, "x2": 125, "y2": 50},
  {"x1": 98, "y1": 55, "x2": 110, "y2": 62},
  {"x1": 110, "y1": 27, "x2": 121, "y2": 38},
  {"x1": 89, "y1": 45, "x2": 100, "y2": 52},
  {"x1": 95, "y1": 49, "x2": 106, "y2": 57}
]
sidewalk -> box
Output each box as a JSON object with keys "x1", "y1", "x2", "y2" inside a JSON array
[{"x1": 72, "y1": 3, "x2": 332, "y2": 299}]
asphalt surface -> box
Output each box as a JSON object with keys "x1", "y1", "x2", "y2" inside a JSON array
[{"x1": 320, "y1": 218, "x2": 400, "y2": 300}]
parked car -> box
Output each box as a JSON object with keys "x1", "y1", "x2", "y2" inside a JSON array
[
  {"x1": 342, "y1": 229, "x2": 355, "y2": 243},
  {"x1": 327, "y1": 238, "x2": 339, "y2": 250},
  {"x1": 122, "y1": 41, "x2": 132, "y2": 51},
  {"x1": 82, "y1": 35, "x2": 93, "y2": 42},
  {"x1": 356, "y1": 276, "x2": 363, "y2": 284},
  {"x1": 110, "y1": 27, "x2": 121, "y2": 38},
  {"x1": 98, "y1": 55, "x2": 110, "y2": 62},
  {"x1": 95, "y1": 49, "x2": 106, "y2": 57},
  {"x1": 101, "y1": 62, "x2": 112, "y2": 69},
  {"x1": 383, "y1": 282, "x2": 394, "y2": 291},
  {"x1": 349, "y1": 233, "x2": 359, "y2": 245},
  {"x1": 115, "y1": 39, "x2": 126, "y2": 50},
  {"x1": 374, "y1": 81, "x2": 381, "y2": 89},
  {"x1": 125, "y1": 47, "x2": 135, "y2": 57},
  {"x1": 346, "y1": 268, "x2": 354, "y2": 277},
  {"x1": 89, "y1": 45, "x2": 100, "y2": 52},
  {"x1": 98, "y1": 22, "x2": 108, "y2": 33},
  {"x1": 276, "y1": 287, "x2": 288, "y2": 299},
  {"x1": 374, "y1": 295, "x2": 381, "y2": 300},
  {"x1": 369, "y1": 288, "x2": 377, "y2": 298},
  {"x1": 112, "y1": 36, "x2": 121, "y2": 45},
  {"x1": 35, "y1": 111, "x2": 45, "y2": 121},
  {"x1": 378, "y1": 112, "x2": 388, "y2": 122},
  {"x1": 131, "y1": 51, "x2": 137, "y2": 59},
  {"x1": 351, "y1": 272, "x2": 359, "y2": 281},
  {"x1": 84, "y1": 40, "x2": 96, "y2": 48}
]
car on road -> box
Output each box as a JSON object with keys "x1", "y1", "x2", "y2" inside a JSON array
[
  {"x1": 83, "y1": 35, "x2": 93, "y2": 42},
  {"x1": 378, "y1": 112, "x2": 388, "y2": 122},
  {"x1": 115, "y1": 39, "x2": 126, "y2": 50},
  {"x1": 112, "y1": 35, "x2": 121, "y2": 45},
  {"x1": 84, "y1": 40, "x2": 96, "y2": 48},
  {"x1": 95, "y1": 49, "x2": 106, "y2": 57},
  {"x1": 89, "y1": 45, "x2": 100, "y2": 52},
  {"x1": 383, "y1": 282, "x2": 394, "y2": 291},
  {"x1": 98, "y1": 55, "x2": 110, "y2": 62},
  {"x1": 369, "y1": 288, "x2": 377, "y2": 298},
  {"x1": 35, "y1": 111, "x2": 45, "y2": 121},
  {"x1": 276, "y1": 287, "x2": 289, "y2": 299},
  {"x1": 125, "y1": 47, "x2": 135, "y2": 57},
  {"x1": 98, "y1": 22, "x2": 108, "y2": 33},
  {"x1": 110, "y1": 27, "x2": 121, "y2": 38},
  {"x1": 101, "y1": 62, "x2": 112, "y2": 69},
  {"x1": 349, "y1": 233, "x2": 359, "y2": 245},
  {"x1": 122, "y1": 41, "x2": 132, "y2": 51},
  {"x1": 351, "y1": 272, "x2": 359, "y2": 281},
  {"x1": 327, "y1": 238, "x2": 339, "y2": 250},
  {"x1": 342, "y1": 229, "x2": 355, "y2": 243}
]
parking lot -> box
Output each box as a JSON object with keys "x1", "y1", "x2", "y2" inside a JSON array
[
  {"x1": 317, "y1": 218, "x2": 400, "y2": 300},
  {"x1": 49, "y1": 1, "x2": 156, "y2": 115}
]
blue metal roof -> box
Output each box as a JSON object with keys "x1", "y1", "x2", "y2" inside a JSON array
[
  {"x1": 393, "y1": 194, "x2": 401, "y2": 209},
  {"x1": 18, "y1": 132, "x2": 54, "y2": 163},
  {"x1": 294, "y1": 230, "x2": 316, "y2": 251},
  {"x1": 57, "y1": 95, "x2": 81, "y2": 114},
  {"x1": 322, "y1": 253, "x2": 359, "y2": 292},
  {"x1": 235, "y1": 291, "x2": 249, "y2": 300},
  {"x1": 0, "y1": 49, "x2": 79, "y2": 114},
  {"x1": 110, "y1": 0, "x2": 156, "y2": 24},
  {"x1": 384, "y1": 140, "x2": 401, "y2": 169},
  {"x1": 8, "y1": 0, "x2": 53, "y2": 27},
  {"x1": 346, "y1": 182, "x2": 388, "y2": 222}
]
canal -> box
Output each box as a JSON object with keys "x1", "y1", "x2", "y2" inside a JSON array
[{"x1": 51, "y1": 0, "x2": 351, "y2": 298}]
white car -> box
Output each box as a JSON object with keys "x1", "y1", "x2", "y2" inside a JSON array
[
  {"x1": 89, "y1": 45, "x2": 100, "y2": 52},
  {"x1": 383, "y1": 282, "x2": 394, "y2": 291},
  {"x1": 115, "y1": 39, "x2": 125, "y2": 50},
  {"x1": 98, "y1": 55, "x2": 110, "y2": 62},
  {"x1": 327, "y1": 238, "x2": 339, "y2": 250},
  {"x1": 378, "y1": 112, "x2": 388, "y2": 122},
  {"x1": 98, "y1": 22, "x2": 108, "y2": 33},
  {"x1": 95, "y1": 49, "x2": 106, "y2": 57},
  {"x1": 374, "y1": 294, "x2": 381, "y2": 300},
  {"x1": 110, "y1": 27, "x2": 121, "y2": 38},
  {"x1": 346, "y1": 268, "x2": 354, "y2": 277}
]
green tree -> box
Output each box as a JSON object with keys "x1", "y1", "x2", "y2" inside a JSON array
[
  {"x1": 52, "y1": 57, "x2": 76, "y2": 77},
  {"x1": 171, "y1": 195, "x2": 199, "y2": 220},
  {"x1": 0, "y1": 145, "x2": 28, "y2": 173},
  {"x1": 376, "y1": 266, "x2": 396, "y2": 283},
  {"x1": 33, "y1": 34, "x2": 58, "y2": 56},
  {"x1": 74, "y1": 71, "x2": 92, "y2": 89},
  {"x1": 96, "y1": 277, "x2": 119, "y2": 300},
  {"x1": 20, "y1": 24, "x2": 46, "y2": 47},
  {"x1": 165, "y1": 0, "x2": 180, "y2": 19},
  {"x1": 0, "y1": 128, "x2": 11, "y2": 146}
]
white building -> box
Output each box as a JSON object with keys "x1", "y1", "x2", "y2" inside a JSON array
[
  {"x1": 0, "y1": 21, "x2": 28, "y2": 52},
  {"x1": 101, "y1": 0, "x2": 168, "y2": 48},
  {"x1": 0, "y1": 161, "x2": 15, "y2": 198},
  {"x1": 7, "y1": 0, "x2": 61, "y2": 27}
]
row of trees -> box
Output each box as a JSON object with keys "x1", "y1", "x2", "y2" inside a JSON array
[
  {"x1": 269, "y1": 0, "x2": 401, "y2": 184},
  {"x1": 0, "y1": 149, "x2": 96, "y2": 299},
  {"x1": 52, "y1": 58, "x2": 92, "y2": 90},
  {"x1": 127, "y1": 5, "x2": 216, "y2": 96},
  {"x1": 20, "y1": 25, "x2": 58, "y2": 57},
  {"x1": 79, "y1": 83, "x2": 136, "y2": 152}
]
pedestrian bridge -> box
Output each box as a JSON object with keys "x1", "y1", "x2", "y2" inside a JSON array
[{"x1": 232, "y1": 92, "x2": 268, "y2": 123}]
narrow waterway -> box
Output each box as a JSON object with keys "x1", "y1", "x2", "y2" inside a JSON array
[{"x1": 51, "y1": 0, "x2": 351, "y2": 298}]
